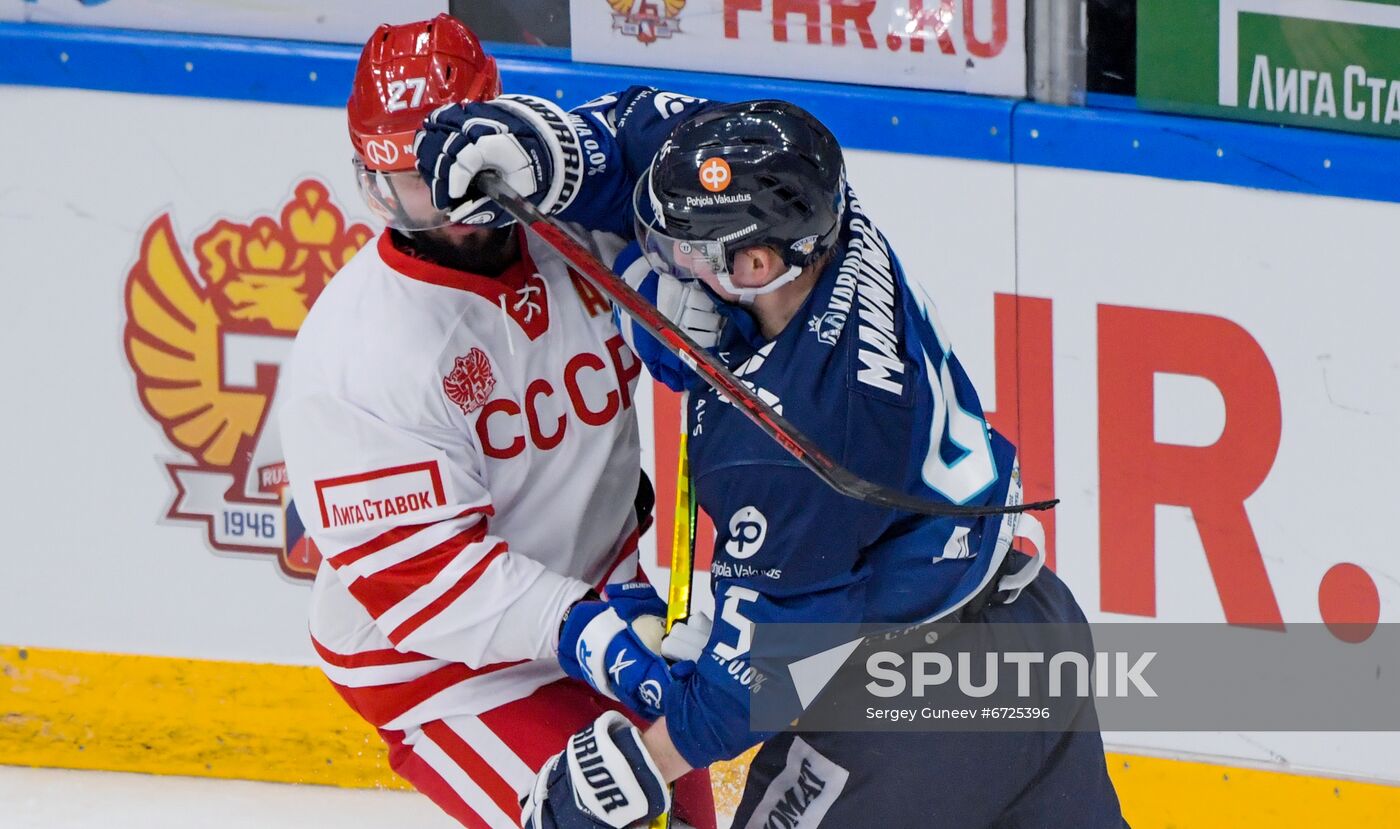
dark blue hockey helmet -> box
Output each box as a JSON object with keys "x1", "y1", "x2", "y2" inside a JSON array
[{"x1": 633, "y1": 100, "x2": 846, "y2": 300}]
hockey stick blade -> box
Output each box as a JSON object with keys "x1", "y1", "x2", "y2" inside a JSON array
[{"x1": 476, "y1": 172, "x2": 1055, "y2": 519}]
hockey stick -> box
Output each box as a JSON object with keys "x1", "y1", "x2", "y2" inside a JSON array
[
  {"x1": 653, "y1": 396, "x2": 696, "y2": 829},
  {"x1": 665, "y1": 398, "x2": 697, "y2": 633},
  {"x1": 476, "y1": 171, "x2": 1056, "y2": 519}
]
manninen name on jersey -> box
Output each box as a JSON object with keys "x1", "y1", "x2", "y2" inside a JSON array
[{"x1": 832, "y1": 196, "x2": 905, "y2": 397}]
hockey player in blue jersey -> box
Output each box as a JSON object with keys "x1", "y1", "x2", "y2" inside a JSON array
[{"x1": 414, "y1": 87, "x2": 1127, "y2": 828}]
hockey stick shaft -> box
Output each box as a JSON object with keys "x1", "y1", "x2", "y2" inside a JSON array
[
  {"x1": 653, "y1": 397, "x2": 696, "y2": 829},
  {"x1": 477, "y1": 172, "x2": 1055, "y2": 519},
  {"x1": 666, "y1": 408, "x2": 696, "y2": 631}
]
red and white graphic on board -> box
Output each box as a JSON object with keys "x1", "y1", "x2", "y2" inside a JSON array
[
  {"x1": 571, "y1": 1, "x2": 1026, "y2": 96},
  {"x1": 606, "y1": 0, "x2": 685, "y2": 43},
  {"x1": 122, "y1": 180, "x2": 373, "y2": 579}
]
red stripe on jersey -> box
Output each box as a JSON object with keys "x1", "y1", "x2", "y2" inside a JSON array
[
  {"x1": 348, "y1": 523, "x2": 491, "y2": 620},
  {"x1": 377, "y1": 727, "x2": 493, "y2": 829},
  {"x1": 328, "y1": 506, "x2": 492, "y2": 569},
  {"x1": 388, "y1": 542, "x2": 508, "y2": 645},
  {"x1": 328, "y1": 659, "x2": 527, "y2": 728},
  {"x1": 314, "y1": 460, "x2": 446, "y2": 497},
  {"x1": 310, "y1": 636, "x2": 435, "y2": 669},
  {"x1": 477, "y1": 678, "x2": 640, "y2": 771},
  {"x1": 423, "y1": 720, "x2": 525, "y2": 821}
]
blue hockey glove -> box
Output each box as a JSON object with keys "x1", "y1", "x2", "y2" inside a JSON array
[
  {"x1": 413, "y1": 95, "x2": 576, "y2": 227},
  {"x1": 613, "y1": 242, "x2": 723, "y2": 393},
  {"x1": 520, "y1": 712, "x2": 669, "y2": 829},
  {"x1": 602, "y1": 579, "x2": 669, "y2": 625},
  {"x1": 557, "y1": 581, "x2": 672, "y2": 720}
]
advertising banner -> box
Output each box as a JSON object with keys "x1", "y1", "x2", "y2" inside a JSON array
[
  {"x1": 1014, "y1": 160, "x2": 1400, "y2": 781},
  {"x1": 1139, "y1": 0, "x2": 1400, "y2": 137},
  {"x1": 3, "y1": 0, "x2": 445, "y2": 43},
  {"x1": 570, "y1": 0, "x2": 1026, "y2": 96}
]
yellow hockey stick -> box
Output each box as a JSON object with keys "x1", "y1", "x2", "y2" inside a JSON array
[{"x1": 653, "y1": 394, "x2": 695, "y2": 829}]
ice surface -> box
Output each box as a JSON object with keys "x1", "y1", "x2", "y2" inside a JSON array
[{"x1": 0, "y1": 765, "x2": 460, "y2": 829}]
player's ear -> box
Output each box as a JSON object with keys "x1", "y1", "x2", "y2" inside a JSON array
[
  {"x1": 737, "y1": 246, "x2": 783, "y2": 281},
  {"x1": 736, "y1": 247, "x2": 765, "y2": 277}
]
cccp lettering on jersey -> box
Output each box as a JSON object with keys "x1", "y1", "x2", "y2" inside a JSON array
[{"x1": 475, "y1": 334, "x2": 641, "y2": 459}]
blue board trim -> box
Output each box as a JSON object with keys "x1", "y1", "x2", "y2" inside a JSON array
[
  {"x1": 4, "y1": 22, "x2": 1400, "y2": 204},
  {"x1": 1014, "y1": 103, "x2": 1400, "y2": 203},
  {"x1": 497, "y1": 56, "x2": 1014, "y2": 163},
  {"x1": 0, "y1": 23, "x2": 357, "y2": 106}
]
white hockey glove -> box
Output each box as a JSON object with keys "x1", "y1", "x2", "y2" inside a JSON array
[
  {"x1": 413, "y1": 95, "x2": 580, "y2": 226},
  {"x1": 660, "y1": 610, "x2": 713, "y2": 664},
  {"x1": 521, "y1": 712, "x2": 670, "y2": 829},
  {"x1": 614, "y1": 244, "x2": 724, "y2": 393}
]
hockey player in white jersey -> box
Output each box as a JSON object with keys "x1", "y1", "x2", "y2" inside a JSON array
[{"x1": 277, "y1": 16, "x2": 715, "y2": 829}]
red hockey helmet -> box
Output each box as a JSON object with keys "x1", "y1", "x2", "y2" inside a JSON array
[
  {"x1": 348, "y1": 14, "x2": 502, "y2": 230},
  {"x1": 348, "y1": 14, "x2": 500, "y2": 172}
]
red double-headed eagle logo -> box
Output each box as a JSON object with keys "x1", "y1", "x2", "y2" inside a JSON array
[{"x1": 443, "y1": 347, "x2": 496, "y2": 416}]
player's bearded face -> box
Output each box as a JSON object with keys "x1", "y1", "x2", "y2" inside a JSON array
[
  {"x1": 396, "y1": 173, "x2": 516, "y2": 273},
  {"x1": 414, "y1": 223, "x2": 516, "y2": 272}
]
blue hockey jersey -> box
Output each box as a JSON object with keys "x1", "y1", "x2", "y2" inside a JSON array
[{"x1": 555, "y1": 87, "x2": 1023, "y2": 769}]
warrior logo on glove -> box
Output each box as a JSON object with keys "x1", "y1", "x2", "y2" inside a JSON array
[
  {"x1": 571, "y1": 721, "x2": 636, "y2": 814},
  {"x1": 521, "y1": 712, "x2": 670, "y2": 829}
]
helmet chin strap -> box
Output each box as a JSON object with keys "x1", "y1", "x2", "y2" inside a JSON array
[{"x1": 718, "y1": 264, "x2": 802, "y2": 305}]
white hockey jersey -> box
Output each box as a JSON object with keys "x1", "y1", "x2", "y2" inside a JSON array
[{"x1": 280, "y1": 230, "x2": 642, "y2": 731}]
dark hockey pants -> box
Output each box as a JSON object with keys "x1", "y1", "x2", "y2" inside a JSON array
[{"x1": 730, "y1": 557, "x2": 1130, "y2": 829}]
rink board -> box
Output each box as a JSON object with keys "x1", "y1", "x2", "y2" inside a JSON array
[
  {"x1": 1, "y1": 22, "x2": 1398, "y2": 824},
  {"x1": 5, "y1": 645, "x2": 1399, "y2": 828}
]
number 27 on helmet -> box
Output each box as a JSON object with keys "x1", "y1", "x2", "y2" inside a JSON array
[{"x1": 346, "y1": 14, "x2": 502, "y2": 231}]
